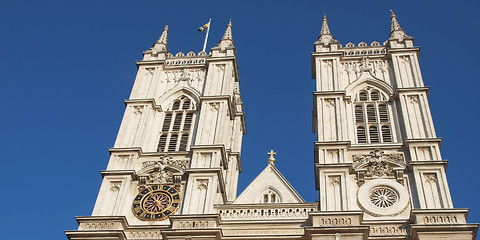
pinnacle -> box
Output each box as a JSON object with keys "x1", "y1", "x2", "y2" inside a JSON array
[
  {"x1": 390, "y1": 10, "x2": 403, "y2": 33},
  {"x1": 216, "y1": 19, "x2": 235, "y2": 49},
  {"x1": 222, "y1": 19, "x2": 233, "y2": 40},
  {"x1": 321, "y1": 14, "x2": 331, "y2": 35},
  {"x1": 316, "y1": 14, "x2": 335, "y2": 44},
  {"x1": 157, "y1": 25, "x2": 168, "y2": 44},
  {"x1": 389, "y1": 10, "x2": 408, "y2": 40}
]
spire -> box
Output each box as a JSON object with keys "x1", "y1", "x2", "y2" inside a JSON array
[
  {"x1": 389, "y1": 10, "x2": 408, "y2": 40},
  {"x1": 316, "y1": 14, "x2": 335, "y2": 45},
  {"x1": 152, "y1": 25, "x2": 168, "y2": 53},
  {"x1": 216, "y1": 19, "x2": 234, "y2": 49}
]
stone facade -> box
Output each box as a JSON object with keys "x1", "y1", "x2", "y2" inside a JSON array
[{"x1": 66, "y1": 13, "x2": 478, "y2": 240}]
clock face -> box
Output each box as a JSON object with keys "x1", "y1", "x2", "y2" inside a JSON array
[{"x1": 132, "y1": 185, "x2": 181, "y2": 221}]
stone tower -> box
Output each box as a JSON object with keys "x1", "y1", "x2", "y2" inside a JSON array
[
  {"x1": 66, "y1": 13, "x2": 478, "y2": 240},
  {"x1": 311, "y1": 12, "x2": 478, "y2": 239},
  {"x1": 66, "y1": 21, "x2": 246, "y2": 239}
]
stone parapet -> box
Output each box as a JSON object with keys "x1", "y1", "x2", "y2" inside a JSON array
[{"x1": 216, "y1": 203, "x2": 317, "y2": 221}]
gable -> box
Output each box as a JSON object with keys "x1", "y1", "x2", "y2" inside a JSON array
[{"x1": 234, "y1": 164, "x2": 305, "y2": 204}]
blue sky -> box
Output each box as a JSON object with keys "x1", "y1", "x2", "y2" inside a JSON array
[{"x1": 0, "y1": 0, "x2": 479, "y2": 239}]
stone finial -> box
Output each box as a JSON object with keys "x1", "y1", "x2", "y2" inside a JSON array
[
  {"x1": 316, "y1": 14, "x2": 335, "y2": 45},
  {"x1": 389, "y1": 10, "x2": 408, "y2": 41},
  {"x1": 268, "y1": 150, "x2": 276, "y2": 164}
]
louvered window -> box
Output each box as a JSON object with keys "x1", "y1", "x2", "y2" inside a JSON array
[
  {"x1": 367, "y1": 105, "x2": 377, "y2": 122},
  {"x1": 172, "y1": 113, "x2": 182, "y2": 131},
  {"x1": 355, "y1": 105, "x2": 364, "y2": 123},
  {"x1": 378, "y1": 104, "x2": 389, "y2": 122},
  {"x1": 369, "y1": 126, "x2": 380, "y2": 143},
  {"x1": 354, "y1": 88, "x2": 393, "y2": 144},
  {"x1": 382, "y1": 126, "x2": 392, "y2": 142},
  {"x1": 157, "y1": 135, "x2": 167, "y2": 152},
  {"x1": 168, "y1": 134, "x2": 178, "y2": 151},
  {"x1": 184, "y1": 113, "x2": 193, "y2": 131},
  {"x1": 172, "y1": 101, "x2": 180, "y2": 110},
  {"x1": 182, "y1": 100, "x2": 190, "y2": 110},
  {"x1": 157, "y1": 96, "x2": 195, "y2": 152},
  {"x1": 179, "y1": 134, "x2": 189, "y2": 151},
  {"x1": 359, "y1": 92, "x2": 368, "y2": 101},
  {"x1": 357, "y1": 126, "x2": 367, "y2": 143},
  {"x1": 161, "y1": 114, "x2": 172, "y2": 132}
]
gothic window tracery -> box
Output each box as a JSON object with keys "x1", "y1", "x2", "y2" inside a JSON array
[
  {"x1": 354, "y1": 88, "x2": 393, "y2": 144},
  {"x1": 157, "y1": 96, "x2": 195, "y2": 152}
]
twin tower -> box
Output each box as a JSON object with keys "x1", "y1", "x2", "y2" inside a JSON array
[{"x1": 66, "y1": 13, "x2": 478, "y2": 240}]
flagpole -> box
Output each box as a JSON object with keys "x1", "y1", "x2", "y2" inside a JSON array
[{"x1": 202, "y1": 19, "x2": 211, "y2": 52}]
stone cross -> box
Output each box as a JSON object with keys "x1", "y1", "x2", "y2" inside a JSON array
[{"x1": 268, "y1": 150, "x2": 276, "y2": 164}]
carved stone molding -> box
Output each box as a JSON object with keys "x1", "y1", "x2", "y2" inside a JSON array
[
  {"x1": 83, "y1": 222, "x2": 115, "y2": 230},
  {"x1": 177, "y1": 220, "x2": 209, "y2": 229},
  {"x1": 369, "y1": 224, "x2": 409, "y2": 236},
  {"x1": 127, "y1": 231, "x2": 162, "y2": 239},
  {"x1": 352, "y1": 149, "x2": 406, "y2": 185}
]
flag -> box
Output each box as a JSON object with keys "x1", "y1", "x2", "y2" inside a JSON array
[{"x1": 198, "y1": 22, "x2": 210, "y2": 32}]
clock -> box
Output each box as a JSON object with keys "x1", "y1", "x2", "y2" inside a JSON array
[{"x1": 132, "y1": 185, "x2": 181, "y2": 221}]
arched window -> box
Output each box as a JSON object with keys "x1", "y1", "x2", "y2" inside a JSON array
[
  {"x1": 353, "y1": 88, "x2": 393, "y2": 144},
  {"x1": 369, "y1": 126, "x2": 379, "y2": 143},
  {"x1": 260, "y1": 189, "x2": 281, "y2": 203},
  {"x1": 157, "y1": 96, "x2": 196, "y2": 152},
  {"x1": 357, "y1": 126, "x2": 367, "y2": 143},
  {"x1": 359, "y1": 91, "x2": 368, "y2": 101},
  {"x1": 355, "y1": 105, "x2": 364, "y2": 123}
]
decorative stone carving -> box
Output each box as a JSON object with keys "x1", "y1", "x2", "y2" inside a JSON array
[
  {"x1": 359, "y1": 57, "x2": 371, "y2": 72},
  {"x1": 84, "y1": 222, "x2": 114, "y2": 230},
  {"x1": 352, "y1": 149, "x2": 406, "y2": 185},
  {"x1": 178, "y1": 221, "x2": 208, "y2": 229},
  {"x1": 424, "y1": 215, "x2": 458, "y2": 224},
  {"x1": 325, "y1": 98, "x2": 335, "y2": 107},
  {"x1": 128, "y1": 231, "x2": 162, "y2": 239},
  {"x1": 137, "y1": 155, "x2": 188, "y2": 190},
  {"x1": 147, "y1": 165, "x2": 173, "y2": 184},
  {"x1": 409, "y1": 95, "x2": 419, "y2": 104},
  {"x1": 369, "y1": 224, "x2": 408, "y2": 236},
  {"x1": 424, "y1": 173, "x2": 437, "y2": 183},
  {"x1": 133, "y1": 105, "x2": 144, "y2": 115},
  {"x1": 317, "y1": 217, "x2": 352, "y2": 226},
  {"x1": 110, "y1": 181, "x2": 121, "y2": 192},
  {"x1": 142, "y1": 155, "x2": 189, "y2": 170},
  {"x1": 209, "y1": 102, "x2": 220, "y2": 111},
  {"x1": 329, "y1": 176, "x2": 341, "y2": 186}
]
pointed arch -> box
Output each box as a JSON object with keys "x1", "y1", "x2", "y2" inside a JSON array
[
  {"x1": 349, "y1": 79, "x2": 395, "y2": 144},
  {"x1": 345, "y1": 77, "x2": 394, "y2": 100},
  {"x1": 157, "y1": 87, "x2": 199, "y2": 153},
  {"x1": 157, "y1": 85, "x2": 201, "y2": 111}
]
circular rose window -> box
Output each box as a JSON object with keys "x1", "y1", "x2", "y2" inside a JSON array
[
  {"x1": 369, "y1": 187, "x2": 398, "y2": 208},
  {"x1": 357, "y1": 179, "x2": 409, "y2": 216}
]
